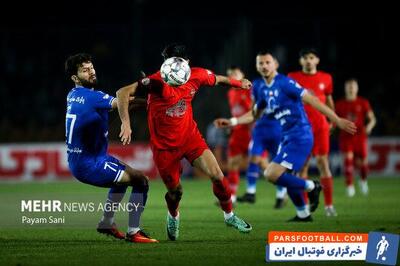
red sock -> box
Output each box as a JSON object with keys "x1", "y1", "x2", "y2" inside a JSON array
[
  {"x1": 227, "y1": 171, "x2": 240, "y2": 196},
  {"x1": 302, "y1": 176, "x2": 309, "y2": 204},
  {"x1": 344, "y1": 157, "x2": 354, "y2": 186},
  {"x1": 213, "y1": 178, "x2": 233, "y2": 213},
  {"x1": 321, "y1": 177, "x2": 333, "y2": 206},
  {"x1": 360, "y1": 163, "x2": 368, "y2": 181},
  {"x1": 165, "y1": 192, "x2": 180, "y2": 217}
]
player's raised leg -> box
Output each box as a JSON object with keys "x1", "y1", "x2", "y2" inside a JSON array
[{"x1": 193, "y1": 149, "x2": 252, "y2": 233}]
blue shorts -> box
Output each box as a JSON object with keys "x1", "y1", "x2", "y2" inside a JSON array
[
  {"x1": 273, "y1": 137, "x2": 313, "y2": 172},
  {"x1": 68, "y1": 155, "x2": 126, "y2": 188},
  {"x1": 248, "y1": 126, "x2": 281, "y2": 158}
]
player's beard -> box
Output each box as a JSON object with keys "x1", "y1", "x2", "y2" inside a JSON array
[{"x1": 78, "y1": 76, "x2": 98, "y2": 88}]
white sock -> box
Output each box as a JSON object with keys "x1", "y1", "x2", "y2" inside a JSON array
[
  {"x1": 168, "y1": 211, "x2": 179, "y2": 219},
  {"x1": 246, "y1": 187, "x2": 256, "y2": 194},
  {"x1": 231, "y1": 195, "x2": 237, "y2": 203},
  {"x1": 305, "y1": 180, "x2": 315, "y2": 192},
  {"x1": 127, "y1": 227, "x2": 140, "y2": 235},
  {"x1": 296, "y1": 208, "x2": 310, "y2": 218},
  {"x1": 224, "y1": 211, "x2": 234, "y2": 220},
  {"x1": 276, "y1": 187, "x2": 287, "y2": 199},
  {"x1": 101, "y1": 216, "x2": 114, "y2": 225}
]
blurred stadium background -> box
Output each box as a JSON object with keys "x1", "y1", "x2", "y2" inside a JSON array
[{"x1": 0, "y1": 1, "x2": 398, "y2": 179}]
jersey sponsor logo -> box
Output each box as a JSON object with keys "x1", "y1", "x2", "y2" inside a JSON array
[
  {"x1": 67, "y1": 96, "x2": 85, "y2": 104},
  {"x1": 274, "y1": 109, "x2": 291, "y2": 120},
  {"x1": 166, "y1": 99, "x2": 187, "y2": 117}
]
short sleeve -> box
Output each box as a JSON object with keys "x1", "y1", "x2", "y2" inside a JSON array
[
  {"x1": 282, "y1": 78, "x2": 306, "y2": 100},
  {"x1": 90, "y1": 90, "x2": 114, "y2": 109},
  {"x1": 363, "y1": 99, "x2": 372, "y2": 112},
  {"x1": 325, "y1": 74, "x2": 333, "y2": 95},
  {"x1": 196, "y1": 68, "x2": 216, "y2": 87}
]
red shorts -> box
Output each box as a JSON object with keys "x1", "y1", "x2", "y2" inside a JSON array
[
  {"x1": 228, "y1": 127, "x2": 251, "y2": 157},
  {"x1": 310, "y1": 120, "x2": 330, "y2": 156},
  {"x1": 151, "y1": 130, "x2": 209, "y2": 189},
  {"x1": 339, "y1": 134, "x2": 368, "y2": 159}
]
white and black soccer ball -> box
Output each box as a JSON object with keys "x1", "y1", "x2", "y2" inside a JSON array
[{"x1": 160, "y1": 57, "x2": 191, "y2": 86}]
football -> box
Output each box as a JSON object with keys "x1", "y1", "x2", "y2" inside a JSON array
[{"x1": 160, "y1": 57, "x2": 191, "y2": 86}]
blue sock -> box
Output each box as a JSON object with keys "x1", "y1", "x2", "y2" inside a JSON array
[
  {"x1": 276, "y1": 172, "x2": 307, "y2": 190},
  {"x1": 102, "y1": 185, "x2": 128, "y2": 221},
  {"x1": 128, "y1": 183, "x2": 149, "y2": 229},
  {"x1": 287, "y1": 187, "x2": 305, "y2": 208},
  {"x1": 246, "y1": 162, "x2": 260, "y2": 193}
]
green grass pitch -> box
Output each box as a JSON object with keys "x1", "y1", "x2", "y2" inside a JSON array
[{"x1": 0, "y1": 177, "x2": 399, "y2": 266}]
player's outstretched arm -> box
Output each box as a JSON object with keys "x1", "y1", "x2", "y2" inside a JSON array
[
  {"x1": 116, "y1": 82, "x2": 139, "y2": 145},
  {"x1": 214, "y1": 75, "x2": 252, "y2": 89},
  {"x1": 302, "y1": 92, "x2": 357, "y2": 135},
  {"x1": 214, "y1": 110, "x2": 255, "y2": 128}
]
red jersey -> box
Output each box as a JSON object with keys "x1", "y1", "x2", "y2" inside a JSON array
[
  {"x1": 335, "y1": 96, "x2": 371, "y2": 137},
  {"x1": 227, "y1": 88, "x2": 252, "y2": 132},
  {"x1": 288, "y1": 71, "x2": 333, "y2": 126},
  {"x1": 138, "y1": 67, "x2": 216, "y2": 149}
]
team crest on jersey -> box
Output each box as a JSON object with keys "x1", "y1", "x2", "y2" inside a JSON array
[
  {"x1": 319, "y1": 83, "x2": 325, "y2": 90},
  {"x1": 166, "y1": 99, "x2": 187, "y2": 117}
]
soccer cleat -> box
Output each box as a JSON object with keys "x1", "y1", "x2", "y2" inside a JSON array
[
  {"x1": 274, "y1": 198, "x2": 287, "y2": 209},
  {"x1": 125, "y1": 230, "x2": 158, "y2": 243},
  {"x1": 166, "y1": 213, "x2": 179, "y2": 241},
  {"x1": 346, "y1": 185, "x2": 356, "y2": 197},
  {"x1": 359, "y1": 181, "x2": 369, "y2": 195},
  {"x1": 237, "y1": 193, "x2": 256, "y2": 204},
  {"x1": 308, "y1": 180, "x2": 322, "y2": 212},
  {"x1": 325, "y1": 206, "x2": 338, "y2": 217},
  {"x1": 225, "y1": 214, "x2": 252, "y2": 233},
  {"x1": 96, "y1": 222, "x2": 125, "y2": 240},
  {"x1": 287, "y1": 215, "x2": 313, "y2": 222}
]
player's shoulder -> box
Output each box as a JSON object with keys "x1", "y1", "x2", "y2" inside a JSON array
[
  {"x1": 317, "y1": 71, "x2": 333, "y2": 79},
  {"x1": 357, "y1": 96, "x2": 370, "y2": 104},
  {"x1": 190, "y1": 67, "x2": 213, "y2": 78},
  {"x1": 278, "y1": 73, "x2": 297, "y2": 85},
  {"x1": 287, "y1": 70, "x2": 302, "y2": 78}
]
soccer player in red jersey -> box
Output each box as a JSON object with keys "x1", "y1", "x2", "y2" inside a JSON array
[
  {"x1": 223, "y1": 66, "x2": 252, "y2": 203},
  {"x1": 288, "y1": 48, "x2": 337, "y2": 216},
  {"x1": 335, "y1": 78, "x2": 376, "y2": 197},
  {"x1": 116, "y1": 44, "x2": 252, "y2": 240}
]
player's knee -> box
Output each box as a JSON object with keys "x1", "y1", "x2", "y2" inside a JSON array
[
  {"x1": 264, "y1": 168, "x2": 279, "y2": 182},
  {"x1": 167, "y1": 186, "x2": 183, "y2": 201},
  {"x1": 132, "y1": 177, "x2": 149, "y2": 193}
]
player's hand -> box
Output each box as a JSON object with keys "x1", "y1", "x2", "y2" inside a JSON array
[
  {"x1": 214, "y1": 118, "x2": 231, "y2": 128},
  {"x1": 337, "y1": 118, "x2": 357, "y2": 135},
  {"x1": 240, "y1": 79, "x2": 252, "y2": 90},
  {"x1": 119, "y1": 123, "x2": 132, "y2": 145}
]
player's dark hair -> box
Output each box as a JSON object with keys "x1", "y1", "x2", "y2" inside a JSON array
[
  {"x1": 257, "y1": 50, "x2": 276, "y2": 59},
  {"x1": 162, "y1": 43, "x2": 189, "y2": 60},
  {"x1": 299, "y1": 47, "x2": 319, "y2": 58},
  {"x1": 65, "y1": 53, "x2": 92, "y2": 77},
  {"x1": 345, "y1": 77, "x2": 358, "y2": 84},
  {"x1": 227, "y1": 65, "x2": 241, "y2": 71}
]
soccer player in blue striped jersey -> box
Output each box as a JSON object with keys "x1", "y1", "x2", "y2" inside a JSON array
[
  {"x1": 218, "y1": 51, "x2": 356, "y2": 221},
  {"x1": 254, "y1": 51, "x2": 356, "y2": 221},
  {"x1": 65, "y1": 53, "x2": 157, "y2": 242},
  {"x1": 215, "y1": 76, "x2": 287, "y2": 208}
]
